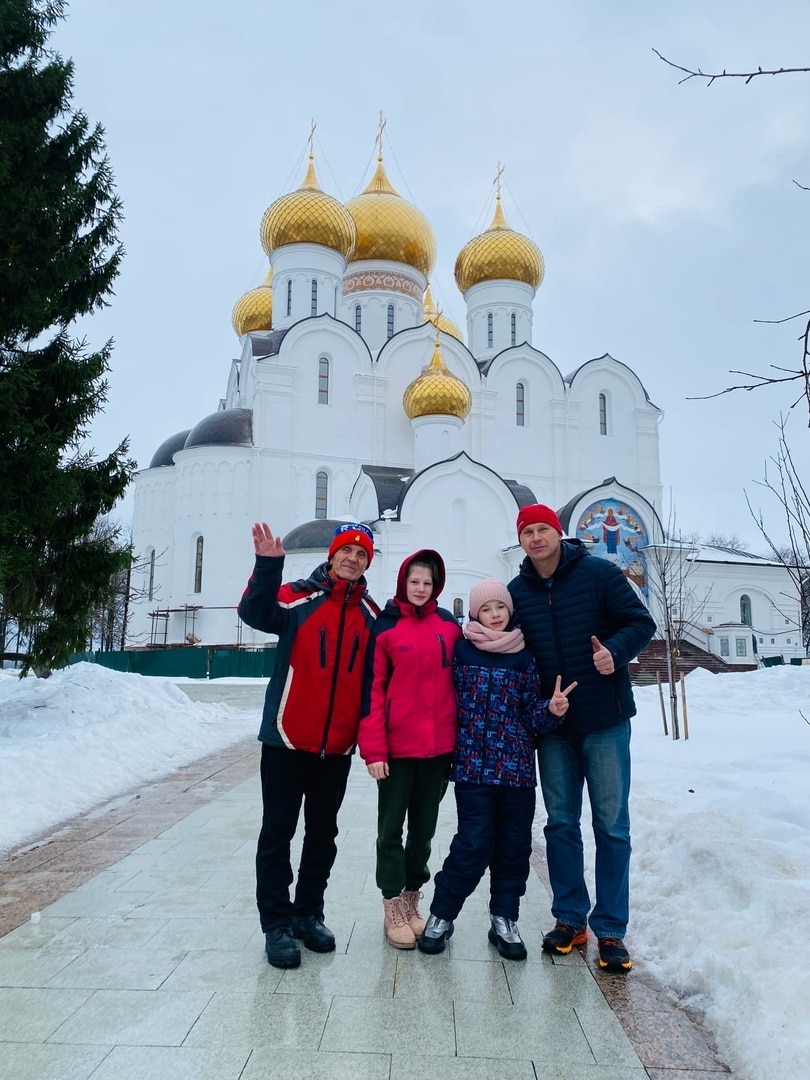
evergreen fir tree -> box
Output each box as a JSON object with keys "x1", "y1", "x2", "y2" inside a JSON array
[{"x1": 0, "y1": 0, "x2": 134, "y2": 673}]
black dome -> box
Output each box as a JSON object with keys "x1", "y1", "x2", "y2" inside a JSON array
[
  {"x1": 149, "y1": 429, "x2": 192, "y2": 468},
  {"x1": 184, "y1": 408, "x2": 253, "y2": 450},
  {"x1": 284, "y1": 519, "x2": 359, "y2": 553}
]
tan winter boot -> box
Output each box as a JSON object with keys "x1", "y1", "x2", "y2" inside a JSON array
[
  {"x1": 382, "y1": 896, "x2": 416, "y2": 949},
  {"x1": 401, "y1": 890, "x2": 426, "y2": 936}
]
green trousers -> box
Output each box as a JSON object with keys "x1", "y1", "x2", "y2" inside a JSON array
[{"x1": 375, "y1": 754, "x2": 452, "y2": 898}]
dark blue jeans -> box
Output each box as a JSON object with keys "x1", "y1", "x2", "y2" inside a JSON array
[
  {"x1": 537, "y1": 720, "x2": 631, "y2": 939},
  {"x1": 431, "y1": 783, "x2": 536, "y2": 922},
  {"x1": 256, "y1": 744, "x2": 351, "y2": 932}
]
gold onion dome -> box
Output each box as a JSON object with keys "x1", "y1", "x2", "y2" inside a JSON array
[
  {"x1": 346, "y1": 155, "x2": 437, "y2": 277},
  {"x1": 454, "y1": 194, "x2": 544, "y2": 293},
  {"x1": 231, "y1": 269, "x2": 273, "y2": 336},
  {"x1": 422, "y1": 284, "x2": 463, "y2": 342},
  {"x1": 403, "y1": 338, "x2": 472, "y2": 420},
  {"x1": 260, "y1": 155, "x2": 356, "y2": 259}
]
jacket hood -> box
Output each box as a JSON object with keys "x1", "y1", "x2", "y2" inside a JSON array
[
  {"x1": 303, "y1": 561, "x2": 370, "y2": 593},
  {"x1": 395, "y1": 549, "x2": 447, "y2": 603}
]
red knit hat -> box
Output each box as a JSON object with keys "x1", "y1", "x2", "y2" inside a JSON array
[
  {"x1": 328, "y1": 523, "x2": 375, "y2": 565},
  {"x1": 469, "y1": 578, "x2": 513, "y2": 620},
  {"x1": 516, "y1": 503, "x2": 564, "y2": 538}
]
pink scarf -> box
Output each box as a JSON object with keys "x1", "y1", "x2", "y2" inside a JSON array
[{"x1": 463, "y1": 620, "x2": 525, "y2": 654}]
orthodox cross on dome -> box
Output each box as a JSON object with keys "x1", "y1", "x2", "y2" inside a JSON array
[
  {"x1": 493, "y1": 162, "x2": 505, "y2": 196},
  {"x1": 307, "y1": 119, "x2": 317, "y2": 155},
  {"x1": 376, "y1": 111, "x2": 387, "y2": 156}
]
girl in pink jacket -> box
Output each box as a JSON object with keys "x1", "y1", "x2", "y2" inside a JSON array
[{"x1": 359, "y1": 549, "x2": 461, "y2": 949}]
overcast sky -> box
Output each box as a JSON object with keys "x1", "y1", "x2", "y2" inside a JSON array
[{"x1": 51, "y1": 0, "x2": 809, "y2": 548}]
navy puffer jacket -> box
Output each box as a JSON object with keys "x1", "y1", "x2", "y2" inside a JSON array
[{"x1": 508, "y1": 540, "x2": 656, "y2": 737}]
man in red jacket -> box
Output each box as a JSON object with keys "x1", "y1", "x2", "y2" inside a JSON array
[{"x1": 238, "y1": 521, "x2": 379, "y2": 968}]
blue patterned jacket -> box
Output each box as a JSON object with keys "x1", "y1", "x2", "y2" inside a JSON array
[{"x1": 450, "y1": 637, "x2": 561, "y2": 788}]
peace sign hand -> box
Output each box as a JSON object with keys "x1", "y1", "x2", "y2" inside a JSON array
[{"x1": 549, "y1": 674, "x2": 577, "y2": 717}]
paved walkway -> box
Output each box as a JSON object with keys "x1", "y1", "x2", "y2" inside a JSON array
[{"x1": 0, "y1": 682, "x2": 732, "y2": 1079}]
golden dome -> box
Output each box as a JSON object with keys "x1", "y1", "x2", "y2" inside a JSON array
[
  {"x1": 403, "y1": 338, "x2": 472, "y2": 420},
  {"x1": 231, "y1": 269, "x2": 273, "y2": 336},
  {"x1": 346, "y1": 156, "x2": 436, "y2": 277},
  {"x1": 422, "y1": 284, "x2": 463, "y2": 342},
  {"x1": 454, "y1": 195, "x2": 544, "y2": 293},
  {"x1": 260, "y1": 155, "x2": 356, "y2": 259}
]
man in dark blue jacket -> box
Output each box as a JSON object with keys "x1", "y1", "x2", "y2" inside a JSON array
[{"x1": 508, "y1": 503, "x2": 656, "y2": 973}]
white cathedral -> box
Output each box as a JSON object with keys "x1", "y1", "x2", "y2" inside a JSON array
[{"x1": 128, "y1": 144, "x2": 804, "y2": 667}]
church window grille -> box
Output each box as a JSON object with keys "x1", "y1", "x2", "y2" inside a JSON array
[
  {"x1": 311, "y1": 279, "x2": 318, "y2": 316},
  {"x1": 599, "y1": 393, "x2": 608, "y2": 435},
  {"x1": 355, "y1": 304, "x2": 362, "y2": 333},
  {"x1": 736, "y1": 638, "x2": 748, "y2": 657},
  {"x1": 286, "y1": 279, "x2": 292, "y2": 317},
  {"x1": 487, "y1": 312, "x2": 493, "y2": 348},
  {"x1": 387, "y1": 304, "x2": 395, "y2": 339},
  {"x1": 315, "y1": 471, "x2": 328, "y2": 519},
  {"x1": 147, "y1": 549, "x2": 155, "y2": 601},
  {"x1": 193, "y1": 536, "x2": 204, "y2": 594},
  {"x1": 511, "y1": 312, "x2": 517, "y2": 346},
  {"x1": 720, "y1": 637, "x2": 730, "y2": 657},
  {"x1": 318, "y1": 358, "x2": 329, "y2": 404},
  {"x1": 740, "y1": 594, "x2": 752, "y2": 626},
  {"x1": 516, "y1": 382, "x2": 525, "y2": 427}
]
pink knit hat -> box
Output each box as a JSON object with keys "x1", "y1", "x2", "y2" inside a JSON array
[{"x1": 469, "y1": 578, "x2": 513, "y2": 620}]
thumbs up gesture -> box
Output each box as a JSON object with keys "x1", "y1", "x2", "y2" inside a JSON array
[{"x1": 591, "y1": 636, "x2": 615, "y2": 675}]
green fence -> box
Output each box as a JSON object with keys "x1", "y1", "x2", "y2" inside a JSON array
[{"x1": 71, "y1": 647, "x2": 275, "y2": 680}]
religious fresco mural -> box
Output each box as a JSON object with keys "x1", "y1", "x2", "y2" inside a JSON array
[{"x1": 574, "y1": 499, "x2": 648, "y2": 594}]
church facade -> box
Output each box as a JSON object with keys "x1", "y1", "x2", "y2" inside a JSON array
[{"x1": 128, "y1": 147, "x2": 804, "y2": 665}]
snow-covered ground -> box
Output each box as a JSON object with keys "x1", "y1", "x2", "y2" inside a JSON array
[{"x1": 1, "y1": 660, "x2": 808, "y2": 1080}]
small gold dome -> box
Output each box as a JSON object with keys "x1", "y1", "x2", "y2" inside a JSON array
[
  {"x1": 231, "y1": 269, "x2": 273, "y2": 336},
  {"x1": 403, "y1": 338, "x2": 472, "y2": 420},
  {"x1": 346, "y1": 156, "x2": 436, "y2": 277},
  {"x1": 454, "y1": 195, "x2": 544, "y2": 294},
  {"x1": 260, "y1": 155, "x2": 356, "y2": 259},
  {"x1": 422, "y1": 284, "x2": 463, "y2": 342}
]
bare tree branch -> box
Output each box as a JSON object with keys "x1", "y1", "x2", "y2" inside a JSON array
[{"x1": 653, "y1": 48, "x2": 810, "y2": 85}]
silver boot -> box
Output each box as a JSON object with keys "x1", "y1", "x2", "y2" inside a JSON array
[
  {"x1": 488, "y1": 915, "x2": 527, "y2": 961},
  {"x1": 417, "y1": 914, "x2": 454, "y2": 954}
]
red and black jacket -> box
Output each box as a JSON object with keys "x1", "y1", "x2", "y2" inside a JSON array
[{"x1": 238, "y1": 556, "x2": 379, "y2": 755}]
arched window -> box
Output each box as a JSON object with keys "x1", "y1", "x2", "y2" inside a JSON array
[
  {"x1": 453, "y1": 598, "x2": 464, "y2": 621},
  {"x1": 510, "y1": 312, "x2": 517, "y2": 346},
  {"x1": 354, "y1": 304, "x2": 362, "y2": 333},
  {"x1": 487, "y1": 312, "x2": 493, "y2": 348},
  {"x1": 740, "y1": 594, "x2": 752, "y2": 626},
  {"x1": 599, "y1": 392, "x2": 608, "y2": 435},
  {"x1": 147, "y1": 549, "x2": 156, "y2": 601},
  {"x1": 318, "y1": 357, "x2": 329, "y2": 404},
  {"x1": 387, "y1": 304, "x2": 395, "y2": 339},
  {"x1": 286, "y1": 279, "x2": 292, "y2": 317},
  {"x1": 516, "y1": 382, "x2": 525, "y2": 427},
  {"x1": 193, "y1": 536, "x2": 204, "y2": 593},
  {"x1": 311, "y1": 278, "x2": 318, "y2": 316},
  {"x1": 315, "y1": 471, "x2": 328, "y2": 519}
]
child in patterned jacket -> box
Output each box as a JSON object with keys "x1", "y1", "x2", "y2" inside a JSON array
[{"x1": 418, "y1": 579, "x2": 575, "y2": 959}]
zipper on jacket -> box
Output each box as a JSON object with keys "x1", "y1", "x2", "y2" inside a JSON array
[
  {"x1": 437, "y1": 633, "x2": 450, "y2": 667},
  {"x1": 320, "y1": 585, "x2": 351, "y2": 757},
  {"x1": 347, "y1": 632, "x2": 360, "y2": 673},
  {"x1": 319, "y1": 628, "x2": 327, "y2": 669}
]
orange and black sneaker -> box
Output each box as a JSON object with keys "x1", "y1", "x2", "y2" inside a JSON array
[
  {"x1": 542, "y1": 923, "x2": 588, "y2": 955},
  {"x1": 597, "y1": 937, "x2": 632, "y2": 973}
]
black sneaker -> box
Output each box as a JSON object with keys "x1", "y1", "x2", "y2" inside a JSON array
[
  {"x1": 542, "y1": 923, "x2": 588, "y2": 955},
  {"x1": 598, "y1": 937, "x2": 632, "y2": 973},
  {"x1": 264, "y1": 926, "x2": 301, "y2": 968},
  {"x1": 292, "y1": 915, "x2": 336, "y2": 953},
  {"x1": 488, "y1": 916, "x2": 527, "y2": 961}
]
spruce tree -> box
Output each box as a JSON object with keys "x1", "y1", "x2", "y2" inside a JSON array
[{"x1": 0, "y1": 0, "x2": 134, "y2": 673}]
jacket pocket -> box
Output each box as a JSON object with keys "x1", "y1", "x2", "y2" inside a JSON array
[
  {"x1": 319, "y1": 628, "x2": 327, "y2": 669},
  {"x1": 347, "y1": 633, "x2": 360, "y2": 673},
  {"x1": 437, "y1": 633, "x2": 450, "y2": 667}
]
